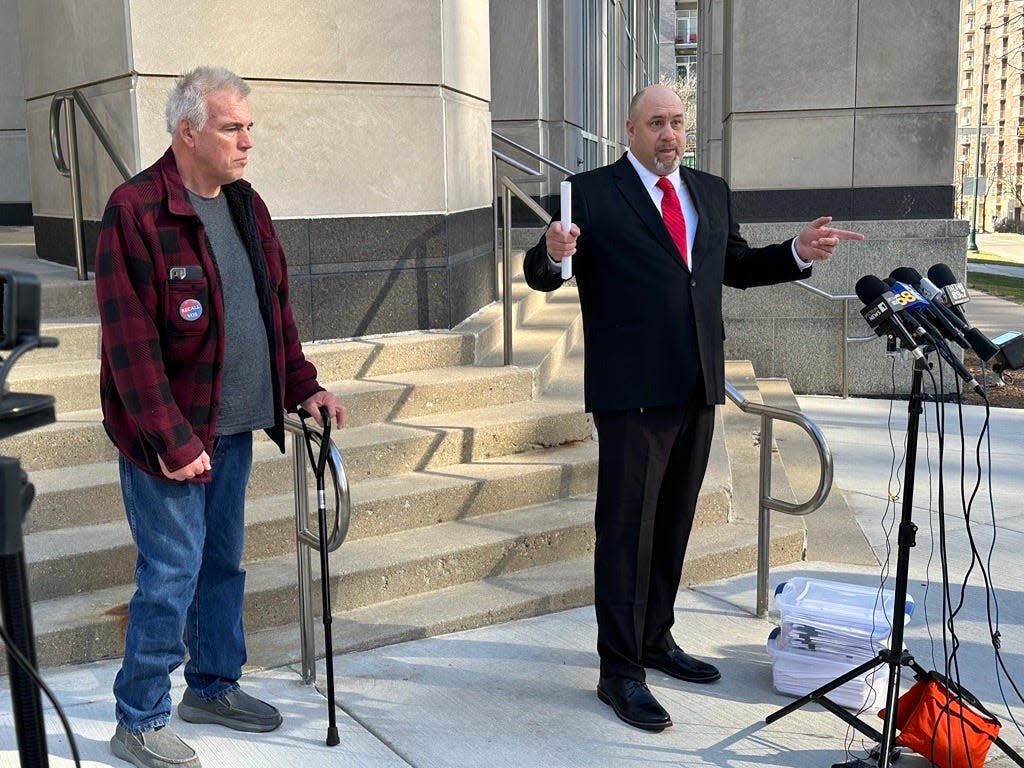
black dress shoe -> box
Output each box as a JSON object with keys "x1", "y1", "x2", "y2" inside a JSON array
[
  {"x1": 643, "y1": 648, "x2": 721, "y2": 683},
  {"x1": 596, "y1": 675, "x2": 672, "y2": 732}
]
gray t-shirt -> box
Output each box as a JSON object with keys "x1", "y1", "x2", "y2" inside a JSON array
[{"x1": 187, "y1": 189, "x2": 275, "y2": 436}]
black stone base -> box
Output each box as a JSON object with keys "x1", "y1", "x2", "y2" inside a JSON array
[
  {"x1": 0, "y1": 203, "x2": 33, "y2": 226},
  {"x1": 34, "y1": 207, "x2": 495, "y2": 342},
  {"x1": 731, "y1": 185, "x2": 954, "y2": 223}
]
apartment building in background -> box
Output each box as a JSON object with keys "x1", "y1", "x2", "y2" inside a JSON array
[
  {"x1": 675, "y1": 0, "x2": 698, "y2": 167},
  {"x1": 958, "y1": 0, "x2": 1024, "y2": 230}
]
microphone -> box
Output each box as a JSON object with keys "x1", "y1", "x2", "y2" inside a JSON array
[
  {"x1": 927, "y1": 263, "x2": 971, "y2": 319},
  {"x1": 854, "y1": 275, "x2": 926, "y2": 360},
  {"x1": 923, "y1": 263, "x2": 1000, "y2": 361},
  {"x1": 880, "y1": 276, "x2": 985, "y2": 396},
  {"x1": 887, "y1": 269, "x2": 970, "y2": 350},
  {"x1": 880, "y1": 277, "x2": 942, "y2": 344}
]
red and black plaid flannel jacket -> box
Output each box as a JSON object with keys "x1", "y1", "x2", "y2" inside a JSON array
[{"x1": 96, "y1": 148, "x2": 322, "y2": 479}]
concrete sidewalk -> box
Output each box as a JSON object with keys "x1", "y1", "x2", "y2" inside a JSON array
[
  {"x1": 970, "y1": 232, "x2": 1024, "y2": 279},
  {"x1": 3, "y1": 396, "x2": 1023, "y2": 768}
]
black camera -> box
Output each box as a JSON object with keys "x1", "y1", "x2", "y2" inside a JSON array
[
  {"x1": 0, "y1": 270, "x2": 58, "y2": 440},
  {"x1": 1, "y1": 268, "x2": 60, "y2": 766}
]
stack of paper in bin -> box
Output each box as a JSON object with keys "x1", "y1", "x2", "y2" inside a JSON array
[{"x1": 767, "y1": 577, "x2": 915, "y2": 710}]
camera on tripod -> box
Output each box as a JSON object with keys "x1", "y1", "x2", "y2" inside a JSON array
[{"x1": 1, "y1": 268, "x2": 60, "y2": 768}]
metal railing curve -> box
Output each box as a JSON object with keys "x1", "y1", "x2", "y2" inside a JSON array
[
  {"x1": 49, "y1": 89, "x2": 132, "y2": 280},
  {"x1": 283, "y1": 414, "x2": 351, "y2": 683},
  {"x1": 725, "y1": 381, "x2": 834, "y2": 618}
]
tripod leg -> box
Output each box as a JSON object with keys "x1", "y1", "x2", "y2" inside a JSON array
[
  {"x1": 1, "y1": 552, "x2": 49, "y2": 768},
  {"x1": 766, "y1": 653, "x2": 887, "y2": 727}
]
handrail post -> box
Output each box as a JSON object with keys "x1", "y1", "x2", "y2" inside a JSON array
[
  {"x1": 64, "y1": 99, "x2": 88, "y2": 281},
  {"x1": 292, "y1": 431, "x2": 317, "y2": 684},
  {"x1": 502, "y1": 183, "x2": 513, "y2": 366},
  {"x1": 842, "y1": 298, "x2": 850, "y2": 399},
  {"x1": 492, "y1": 155, "x2": 500, "y2": 301},
  {"x1": 756, "y1": 414, "x2": 774, "y2": 618}
]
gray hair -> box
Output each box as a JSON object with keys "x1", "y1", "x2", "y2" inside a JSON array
[{"x1": 165, "y1": 66, "x2": 250, "y2": 134}]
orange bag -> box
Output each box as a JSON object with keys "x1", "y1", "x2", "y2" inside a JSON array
[{"x1": 879, "y1": 674, "x2": 1001, "y2": 768}]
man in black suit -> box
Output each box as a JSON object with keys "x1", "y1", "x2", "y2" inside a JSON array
[{"x1": 524, "y1": 83, "x2": 863, "y2": 732}]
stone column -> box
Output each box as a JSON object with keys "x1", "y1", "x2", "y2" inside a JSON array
[
  {"x1": 0, "y1": 0, "x2": 30, "y2": 225},
  {"x1": 17, "y1": 0, "x2": 494, "y2": 341}
]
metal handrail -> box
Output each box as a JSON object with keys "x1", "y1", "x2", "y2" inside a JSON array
[
  {"x1": 493, "y1": 132, "x2": 574, "y2": 175},
  {"x1": 49, "y1": 89, "x2": 132, "y2": 280},
  {"x1": 491, "y1": 131, "x2": 576, "y2": 365},
  {"x1": 724, "y1": 381, "x2": 834, "y2": 618},
  {"x1": 283, "y1": 414, "x2": 351, "y2": 684},
  {"x1": 793, "y1": 280, "x2": 876, "y2": 398}
]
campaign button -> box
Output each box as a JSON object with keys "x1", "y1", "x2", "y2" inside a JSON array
[{"x1": 179, "y1": 298, "x2": 204, "y2": 322}]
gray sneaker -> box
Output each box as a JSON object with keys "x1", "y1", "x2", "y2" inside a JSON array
[
  {"x1": 177, "y1": 687, "x2": 283, "y2": 733},
  {"x1": 110, "y1": 724, "x2": 200, "y2": 768}
]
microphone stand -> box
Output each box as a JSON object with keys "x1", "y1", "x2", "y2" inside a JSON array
[
  {"x1": 1, "y1": 456, "x2": 49, "y2": 768},
  {"x1": 764, "y1": 355, "x2": 1024, "y2": 768}
]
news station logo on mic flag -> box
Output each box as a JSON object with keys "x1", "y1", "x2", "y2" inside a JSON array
[{"x1": 944, "y1": 283, "x2": 969, "y2": 305}]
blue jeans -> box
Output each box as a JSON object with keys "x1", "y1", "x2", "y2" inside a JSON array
[{"x1": 113, "y1": 432, "x2": 253, "y2": 732}]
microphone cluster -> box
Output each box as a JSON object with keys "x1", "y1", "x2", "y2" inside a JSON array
[{"x1": 855, "y1": 263, "x2": 1024, "y2": 396}]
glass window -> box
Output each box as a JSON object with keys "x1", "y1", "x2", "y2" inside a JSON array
[
  {"x1": 676, "y1": 7, "x2": 697, "y2": 43},
  {"x1": 678, "y1": 55, "x2": 697, "y2": 82}
]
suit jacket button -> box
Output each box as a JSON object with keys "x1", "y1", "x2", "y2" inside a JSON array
[{"x1": 690, "y1": 279, "x2": 697, "y2": 287}]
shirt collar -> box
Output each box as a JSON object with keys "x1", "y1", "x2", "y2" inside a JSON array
[{"x1": 626, "y1": 149, "x2": 681, "y2": 193}]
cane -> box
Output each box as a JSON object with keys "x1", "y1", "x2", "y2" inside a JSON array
[{"x1": 299, "y1": 404, "x2": 341, "y2": 747}]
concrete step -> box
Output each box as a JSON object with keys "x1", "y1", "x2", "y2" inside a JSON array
[
  {"x1": 8, "y1": 365, "x2": 590, "y2": 476},
  {"x1": 25, "y1": 427, "x2": 737, "y2": 605},
  {"x1": 244, "y1": 498, "x2": 800, "y2": 671},
  {"x1": 9, "y1": 356, "x2": 536, "y2": 425},
  {"x1": 36, "y1": 321, "x2": 100, "y2": 363},
  {"x1": 23, "y1": 394, "x2": 593, "y2": 534},
  {"x1": 246, "y1": 556, "x2": 597, "y2": 664},
  {"x1": 40, "y1": 274, "x2": 98, "y2": 320},
  {"x1": 24, "y1": 441, "x2": 601, "y2": 600},
  {"x1": 29, "y1": 493, "x2": 601, "y2": 668},
  {"x1": 25, "y1": 452, "x2": 770, "y2": 674},
  {"x1": 0, "y1": 246, "x2": 97, "y2": 321}
]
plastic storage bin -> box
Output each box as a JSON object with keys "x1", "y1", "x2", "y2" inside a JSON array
[
  {"x1": 768, "y1": 578, "x2": 915, "y2": 711},
  {"x1": 767, "y1": 627, "x2": 889, "y2": 711}
]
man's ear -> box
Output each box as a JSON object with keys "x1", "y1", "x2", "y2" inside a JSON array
[{"x1": 179, "y1": 119, "x2": 194, "y2": 145}]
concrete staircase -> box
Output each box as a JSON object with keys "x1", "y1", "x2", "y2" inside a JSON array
[{"x1": 0, "y1": 231, "x2": 850, "y2": 674}]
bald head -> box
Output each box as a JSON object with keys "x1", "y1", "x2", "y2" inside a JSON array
[
  {"x1": 628, "y1": 84, "x2": 684, "y2": 122},
  {"x1": 626, "y1": 84, "x2": 686, "y2": 176}
]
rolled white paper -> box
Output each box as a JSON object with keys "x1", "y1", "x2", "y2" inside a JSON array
[{"x1": 560, "y1": 180, "x2": 572, "y2": 279}]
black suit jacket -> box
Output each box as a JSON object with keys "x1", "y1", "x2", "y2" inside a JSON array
[{"x1": 524, "y1": 154, "x2": 810, "y2": 412}]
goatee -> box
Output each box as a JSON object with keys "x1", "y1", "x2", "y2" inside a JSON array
[{"x1": 653, "y1": 152, "x2": 680, "y2": 174}]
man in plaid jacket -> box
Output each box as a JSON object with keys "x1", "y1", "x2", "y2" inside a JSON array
[{"x1": 95, "y1": 66, "x2": 344, "y2": 768}]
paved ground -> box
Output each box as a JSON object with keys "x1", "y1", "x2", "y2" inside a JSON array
[
  {"x1": 2, "y1": 230, "x2": 1023, "y2": 766},
  {"x1": 4, "y1": 400, "x2": 1024, "y2": 767},
  {"x1": 970, "y1": 233, "x2": 1024, "y2": 279},
  {"x1": 5, "y1": 394, "x2": 1023, "y2": 768}
]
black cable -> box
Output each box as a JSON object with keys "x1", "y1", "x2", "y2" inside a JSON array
[{"x1": 0, "y1": 622, "x2": 81, "y2": 767}]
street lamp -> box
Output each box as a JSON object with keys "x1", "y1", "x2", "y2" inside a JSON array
[{"x1": 967, "y1": 23, "x2": 989, "y2": 253}]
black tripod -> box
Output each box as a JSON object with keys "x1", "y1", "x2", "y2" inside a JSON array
[{"x1": 765, "y1": 359, "x2": 1024, "y2": 768}]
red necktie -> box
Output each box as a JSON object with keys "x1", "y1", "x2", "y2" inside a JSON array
[{"x1": 655, "y1": 176, "x2": 689, "y2": 269}]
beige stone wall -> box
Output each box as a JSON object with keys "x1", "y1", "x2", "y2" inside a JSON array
[
  {"x1": 20, "y1": 0, "x2": 492, "y2": 222},
  {"x1": 1, "y1": 0, "x2": 30, "y2": 210},
  {"x1": 706, "y1": 0, "x2": 959, "y2": 193}
]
